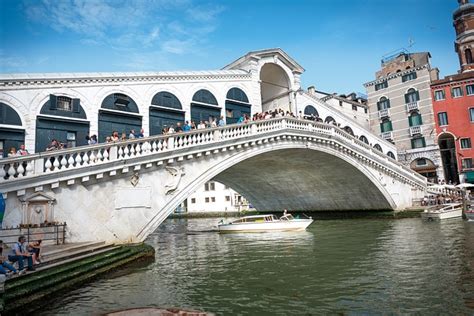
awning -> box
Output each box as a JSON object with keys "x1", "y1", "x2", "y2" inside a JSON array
[{"x1": 465, "y1": 171, "x2": 474, "y2": 183}]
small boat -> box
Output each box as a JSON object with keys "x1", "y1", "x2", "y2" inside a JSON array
[
  {"x1": 421, "y1": 203, "x2": 463, "y2": 220},
  {"x1": 465, "y1": 204, "x2": 474, "y2": 221},
  {"x1": 217, "y1": 213, "x2": 313, "y2": 233}
]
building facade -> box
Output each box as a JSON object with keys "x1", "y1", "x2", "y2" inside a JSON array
[
  {"x1": 364, "y1": 52, "x2": 442, "y2": 182},
  {"x1": 429, "y1": 0, "x2": 474, "y2": 184}
]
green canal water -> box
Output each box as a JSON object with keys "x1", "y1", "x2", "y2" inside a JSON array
[{"x1": 40, "y1": 217, "x2": 474, "y2": 315}]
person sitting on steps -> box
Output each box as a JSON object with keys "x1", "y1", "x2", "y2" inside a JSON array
[
  {"x1": 8, "y1": 236, "x2": 35, "y2": 272},
  {"x1": 0, "y1": 240, "x2": 22, "y2": 276},
  {"x1": 28, "y1": 240, "x2": 42, "y2": 264}
]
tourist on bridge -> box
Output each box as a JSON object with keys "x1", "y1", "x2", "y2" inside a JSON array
[
  {"x1": 183, "y1": 121, "x2": 191, "y2": 132},
  {"x1": 8, "y1": 236, "x2": 35, "y2": 272},
  {"x1": 218, "y1": 116, "x2": 225, "y2": 127},
  {"x1": 18, "y1": 144, "x2": 29, "y2": 156},
  {"x1": 175, "y1": 122, "x2": 183, "y2": 133}
]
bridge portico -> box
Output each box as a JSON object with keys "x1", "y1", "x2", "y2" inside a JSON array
[{"x1": 0, "y1": 118, "x2": 426, "y2": 243}]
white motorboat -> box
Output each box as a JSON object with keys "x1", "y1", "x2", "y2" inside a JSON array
[
  {"x1": 466, "y1": 210, "x2": 474, "y2": 222},
  {"x1": 421, "y1": 203, "x2": 463, "y2": 220},
  {"x1": 217, "y1": 213, "x2": 313, "y2": 233}
]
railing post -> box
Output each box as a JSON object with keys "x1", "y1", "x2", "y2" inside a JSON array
[
  {"x1": 168, "y1": 136, "x2": 175, "y2": 149},
  {"x1": 109, "y1": 145, "x2": 118, "y2": 161},
  {"x1": 33, "y1": 157, "x2": 44, "y2": 175},
  {"x1": 214, "y1": 129, "x2": 221, "y2": 141},
  {"x1": 281, "y1": 119, "x2": 287, "y2": 129},
  {"x1": 251, "y1": 124, "x2": 257, "y2": 135}
]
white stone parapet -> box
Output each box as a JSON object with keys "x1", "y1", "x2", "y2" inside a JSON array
[{"x1": 0, "y1": 117, "x2": 427, "y2": 194}]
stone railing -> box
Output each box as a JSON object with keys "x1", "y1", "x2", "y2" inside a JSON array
[
  {"x1": 409, "y1": 125, "x2": 422, "y2": 136},
  {"x1": 406, "y1": 101, "x2": 419, "y2": 112},
  {"x1": 0, "y1": 117, "x2": 426, "y2": 187},
  {"x1": 381, "y1": 131, "x2": 393, "y2": 141},
  {"x1": 378, "y1": 108, "x2": 390, "y2": 119}
]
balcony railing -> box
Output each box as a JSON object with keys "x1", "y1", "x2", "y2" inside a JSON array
[
  {"x1": 406, "y1": 101, "x2": 419, "y2": 112},
  {"x1": 409, "y1": 125, "x2": 422, "y2": 136},
  {"x1": 381, "y1": 131, "x2": 393, "y2": 141},
  {"x1": 378, "y1": 108, "x2": 390, "y2": 119}
]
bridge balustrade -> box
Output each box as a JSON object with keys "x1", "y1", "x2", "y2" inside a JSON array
[{"x1": 0, "y1": 117, "x2": 425, "y2": 186}]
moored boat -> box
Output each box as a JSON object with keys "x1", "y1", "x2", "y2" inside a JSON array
[
  {"x1": 421, "y1": 203, "x2": 463, "y2": 220},
  {"x1": 217, "y1": 213, "x2": 313, "y2": 233}
]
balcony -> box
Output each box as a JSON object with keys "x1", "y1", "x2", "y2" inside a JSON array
[
  {"x1": 381, "y1": 131, "x2": 393, "y2": 141},
  {"x1": 378, "y1": 108, "x2": 390, "y2": 119},
  {"x1": 406, "y1": 101, "x2": 419, "y2": 112},
  {"x1": 409, "y1": 125, "x2": 422, "y2": 136}
]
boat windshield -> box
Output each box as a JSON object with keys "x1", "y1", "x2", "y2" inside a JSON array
[
  {"x1": 232, "y1": 215, "x2": 278, "y2": 223},
  {"x1": 280, "y1": 214, "x2": 294, "y2": 221}
]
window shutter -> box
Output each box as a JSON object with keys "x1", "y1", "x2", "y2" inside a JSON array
[
  {"x1": 72, "y1": 98, "x2": 80, "y2": 113},
  {"x1": 386, "y1": 99, "x2": 391, "y2": 108},
  {"x1": 415, "y1": 91, "x2": 420, "y2": 101},
  {"x1": 408, "y1": 116, "x2": 413, "y2": 127},
  {"x1": 377, "y1": 101, "x2": 381, "y2": 111},
  {"x1": 388, "y1": 121, "x2": 393, "y2": 131},
  {"x1": 418, "y1": 113, "x2": 423, "y2": 125},
  {"x1": 380, "y1": 122, "x2": 384, "y2": 132},
  {"x1": 404, "y1": 94, "x2": 409, "y2": 104},
  {"x1": 50, "y1": 95, "x2": 57, "y2": 110}
]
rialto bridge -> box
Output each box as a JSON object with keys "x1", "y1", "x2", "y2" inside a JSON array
[{"x1": 0, "y1": 48, "x2": 427, "y2": 243}]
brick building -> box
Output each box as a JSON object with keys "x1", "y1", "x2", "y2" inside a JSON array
[{"x1": 430, "y1": 0, "x2": 474, "y2": 184}]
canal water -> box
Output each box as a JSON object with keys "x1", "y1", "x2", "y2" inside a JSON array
[{"x1": 40, "y1": 217, "x2": 474, "y2": 315}]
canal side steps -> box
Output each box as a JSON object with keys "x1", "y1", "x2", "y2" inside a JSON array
[{"x1": 0, "y1": 242, "x2": 155, "y2": 314}]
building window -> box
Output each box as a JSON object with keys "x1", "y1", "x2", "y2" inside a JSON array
[
  {"x1": 204, "y1": 183, "x2": 209, "y2": 191},
  {"x1": 66, "y1": 132, "x2": 76, "y2": 148},
  {"x1": 408, "y1": 112, "x2": 423, "y2": 127},
  {"x1": 405, "y1": 88, "x2": 419, "y2": 103},
  {"x1": 452, "y1": 86, "x2": 463, "y2": 98},
  {"x1": 467, "y1": 84, "x2": 474, "y2": 96},
  {"x1": 205, "y1": 197, "x2": 210, "y2": 203},
  {"x1": 461, "y1": 138, "x2": 472, "y2": 149},
  {"x1": 462, "y1": 158, "x2": 473, "y2": 169},
  {"x1": 411, "y1": 137, "x2": 426, "y2": 149},
  {"x1": 352, "y1": 105, "x2": 357, "y2": 111},
  {"x1": 377, "y1": 97, "x2": 390, "y2": 110},
  {"x1": 225, "y1": 196, "x2": 230, "y2": 202},
  {"x1": 466, "y1": 48, "x2": 473, "y2": 64},
  {"x1": 211, "y1": 197, "x2": 216, "y2": 203},
  {"x1": 364, "y1": 108, "x2": 368, "y2": 114},
  {"x1": 434, "y1": 90, "x2": 445, "y2": 101},
  {"x1": 375, "y1": 81, "x2": 388, "y2": 91},
  {"x1": 470, "y1": 108, "x2": 474, "y2": 122},
  {"x1": 339, "y1": 100, "x2": 343, "y2": 107},
  {"x1": 380, "y1": 119, "x2": 393, "y2": 132},
  {"x1": 114, "y1": 93, "x2": 130, "y2": 106},
  {"x1": 438, "y1": 112, "x2": 448, "y2": 126},
  {"x1": 56, "y1": 96, "x2": 72, "y2": 111},
  {"x1": 191, "y1": 198, "x2": 196, "y2": 204},
  {"x1": 204, "y1": 182, "x2": 215, "y2": 191},
  {"x1": 417, "y1": 158, "x2": 427, "y2": 166},
  {"x1": 402, "y1": 72, "x2": 417, "y2": 82}
]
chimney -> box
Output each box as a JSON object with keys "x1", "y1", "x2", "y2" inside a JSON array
[{"x1": 307, "y1": 86, "x2": 316, "y2": 95}]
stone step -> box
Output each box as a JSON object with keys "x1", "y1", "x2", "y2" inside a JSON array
[
  {"x1": 39, "y1": 242, "x2": 112, "y2": 266},
  {"x1": 40, "y1": 241, "x2": 106, "y2": 260}
]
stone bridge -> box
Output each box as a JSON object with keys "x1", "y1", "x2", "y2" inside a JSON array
[{"x1": 0, "y1": 118, "x2": 426, "y2": 243}]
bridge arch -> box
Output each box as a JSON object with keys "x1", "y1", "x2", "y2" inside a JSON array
[
  {"x1": 137, "y1": 142, "x2": 396, "y2": 240},
  {"x1": 259, "y1": 63, "x2": 291, "y2": 113},
  {"x1": 304, "y1": 105, "x2": 318, "y2": 118}
]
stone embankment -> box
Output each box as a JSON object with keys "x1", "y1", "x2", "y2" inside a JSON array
[{"x1": 0, "y1": 242, "x2": 154, "y2": 314}]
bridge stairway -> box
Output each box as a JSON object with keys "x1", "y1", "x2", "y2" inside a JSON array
[{"x1": 1, "y1": 242, "x2": 154, "y2": 313}]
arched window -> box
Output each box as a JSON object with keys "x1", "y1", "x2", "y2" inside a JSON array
[
  {"x1": 101, "y1": 93, "x2": 139, "y2": 113},
  {"x1": 0, "y1": 102, "x2": 25, "y2": 157},
  {"x1": 387, "y1": 151, "x2": 396, "y2": 159},
  {"x1": 373, "y1": 144, "x2": 383, "y2": 152},
  {"x1": 192, "y1": 89, "x2": 218, "y2": 105},
  {"x1": 324, "y1": 116, "x2": 336, "y2": 124},
  {"x1": 151, "y1": 91, "x2": 182, "y2": 109},
  {"x1": 359, "y1": 135, "x2": 369, "y2": 144},
  {"x1": 343, "y1": 126, "x2": 354, "y2": 136},
  {"x1": 404, "y1": 88, "x2": 419, "y2": 104},
  {"x1": 191, "y1": 89, "x2": 220, "y2": 123},
  {"x1": 304, "y1": 105, "x2": 319, "y2": 118},
  {"x1": 466, "y1": 48, "x2": 473, "y2": 64},
  {"x1": 225, "y1": 88, "x2": 251, "y2": 124},
  {"x1": 408, "y1": 112, "x2": 423, "y2": 127},
  {"x1": 150, "y1": 92, "x2": 184, "y2": 135},
  {"x1": 377, "y1": 97, "x2": 390, "y2": 110},
  {"x1": 380, "y1": 118, "x2": 393, "y2": 132},
  {"x1": 226, "y1": 88, "x2": 249, "y2": 103}
]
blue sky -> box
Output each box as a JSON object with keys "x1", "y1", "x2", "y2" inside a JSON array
[{"x1": 0, "y1": 0, "x2": 460, "y2": 94}]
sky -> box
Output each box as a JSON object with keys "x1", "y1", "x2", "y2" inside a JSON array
[{"x1": 0, "y1": 0, "x2": 460, "y2": 94}]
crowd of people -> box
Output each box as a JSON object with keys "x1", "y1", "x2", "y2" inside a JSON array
[{"x1": 0, "y1": 236, "x2": 42, "y2": 277}]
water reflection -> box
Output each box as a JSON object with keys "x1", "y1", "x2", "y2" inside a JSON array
[{"x1": 38, "y1": 218, "x2": 474, "y2": 315}]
